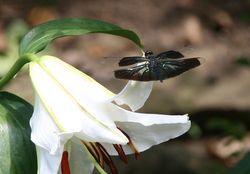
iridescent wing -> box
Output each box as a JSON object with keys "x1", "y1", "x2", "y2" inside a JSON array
[
  {"x1": 118, "y1": 56, "x2": 147, "y2": 66},
  {"x1": 114, "y1": 64, "x2": 152, "y2": 81},
  {"x1": 156, "y1": 50, "x2": 184, "y2": 59},
  {"x1": 117, "y1": 50, "x2": 183, "y2": 66},
  {"x1": 114, "y1": 50, "x2": 202, "y2": 82},
  {"x1": 156, "y1": 57, "x2": 202, "y2": 80}
]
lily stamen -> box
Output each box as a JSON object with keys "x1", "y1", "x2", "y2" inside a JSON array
[
  {"x1": 117, "y1": 127, "x2": 140, "y2": 160},
  {"x1": 113, "y1": 144, "x2": 128, "y2": 164},
  {"x1": 96, "y1": 143, "x2": 118, "y2": 174},
  {"x1": 61, "y1": 151, "x2": 71, "y2": 174},
  {"x1": 83, "y1": 142, "x2": 99, "y2": 162},
  {"x1": 81, "y1": 128, "x2": 140, "y2": 174},
  {"x1": 128, "y1": 141, "x2": 140, "y2": 160},
  {"x1": 90, "y1": 143, "x2": 104, "y2": 167}
]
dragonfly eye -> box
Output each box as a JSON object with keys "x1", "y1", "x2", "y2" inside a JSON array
[{"x1": 145, "y1": 50, "x2": 153, "y2": 56}]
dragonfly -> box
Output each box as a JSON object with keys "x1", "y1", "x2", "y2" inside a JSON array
[{"x1": 114, "y1": 50, "x2": 202, "y2": 82}]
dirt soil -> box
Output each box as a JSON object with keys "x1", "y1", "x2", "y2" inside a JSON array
[
  {"x1": 1, "y1": 0, "x2": 250, "y2": 113},
  {"x1": 1, "y1": 0, "x2": 250, "y2": 173}
]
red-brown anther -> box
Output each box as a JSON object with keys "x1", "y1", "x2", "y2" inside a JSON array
[
  {"x1": 90, "y1": 143, "x2": 104, "y2": 167},
  {"x1": 113, "y1": 144, "x2": 128, "y2": 164},
  {"x1": 96, "y1": 143, "x2": 118, "y2": 174},
  {"x1": 117, "y1": 127, "x2": 140, "y2": 160},
  {"x1": 80, "y1": 128, "x2": 141, "y2": 174},
  {"x1": 61, "y1": 151, "x2": 71, "y2": 174},
  {"x1": 128, "y1": 141, "x2": 140, "y2": 160},
  {"x1": 83, "y1": 142, "x2": 99, "y2": 162}
]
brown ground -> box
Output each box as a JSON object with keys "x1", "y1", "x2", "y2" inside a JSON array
[{"x1": 1, "y1": 0, "x2": 250, "y2": 173}]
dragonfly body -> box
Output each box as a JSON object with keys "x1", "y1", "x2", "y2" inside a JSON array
[
  {"x1": 144, "y1": 51, "x2": 164, "y2": 81},
  {"x1": 114, "y1": 50, "x2": 202, "y2": 82}
]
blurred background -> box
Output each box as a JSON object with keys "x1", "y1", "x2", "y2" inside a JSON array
[{"x1": 1, "y1": 0, "x2": 250, "y2": 173}]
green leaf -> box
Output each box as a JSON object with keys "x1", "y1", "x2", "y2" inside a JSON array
[
  {"x1": 228, "y1": 152, "x2": 250, "y2": 174},
  {"x1": 19, "y1": 18, "x2": 143, "y2": 56},
  {"x1": 0, "y1": 92, "x2": 37, "y2": 174},
  {"x1": 228, "y1": 151, "x2": 250, "y2": 174},
  {"x1": 235, "y1": 57, "x2": 250, "y2": 67}
]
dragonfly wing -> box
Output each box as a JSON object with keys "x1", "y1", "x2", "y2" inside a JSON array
[
  {"x1": 114, "y1": 65, "x2": 152, "y2": 81},
  {"x1": 156, "y1": 50, "x2": 184, "y2": 59},
  {"x1": 118, "y1": 56, "x2": 147, "y2": 66},
  {"x1": 158, "y1": 57, "x2": 201, "y2": 79}
]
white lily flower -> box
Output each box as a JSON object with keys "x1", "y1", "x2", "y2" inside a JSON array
[{"x1": 29, "y1": 55, "x2": 191, "y2": 174}]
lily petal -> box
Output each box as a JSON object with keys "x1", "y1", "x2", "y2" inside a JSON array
[
  {"x1": 69, "y1": 141, "x2": 95, "y2": 174},
  {"x1": 30, "y1": 60, "x2": 129, "y2": 145},
  {"x1": 115, "y1": 117, "x2": 190, "y2": 154},
  {"x1": 39, "y1": 56, "x2": 115, "y2": 101},
  {"x1": 111, "y1": 80, "x2": 154, "y2": 111},
  {"x1": 30, "y1": 95, "x2": 71, "y2": 154},
  {"x1": 96, "y1": 103, "x2": 190, "y2": 155},
  {"x1": 40, "y1": 56, "x2": 153, "y2": 111},
  {"x1": 36, "y1": 146, "x2": 63, "y2": 174}
]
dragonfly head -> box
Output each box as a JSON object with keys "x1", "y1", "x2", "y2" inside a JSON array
[{"x1": 145, "y1": 50, "x2": 154, "y2": 57}]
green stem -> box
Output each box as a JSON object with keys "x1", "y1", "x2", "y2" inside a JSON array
[{"x1": 0, "y1": 54, "x2": 39, "y2": 90}]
